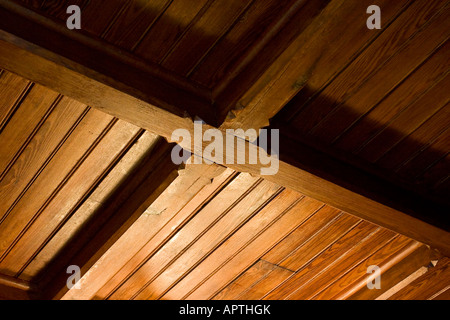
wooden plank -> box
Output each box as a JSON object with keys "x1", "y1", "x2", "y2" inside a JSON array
[
  {"x1": 348, "y1": 245, "x2": 433, "y2": 300},
  {"x1": 308, "y1": 6, "x2": 450, "y2": 143},
  {"x1": 86, "y1": 132, "x2": 160, "y2": 204},
  {"x1": 106, "y1": 173, "x2": 261, "y2": 299},
  {"x1": 133, "y1": 180, "x2": 282, "y2": 300},
  {"x1": 279, "y1": 213, "x2": 361, "y2": 271},
  {"x1": 0, "y1": 83, "x2": 59, "y2": 178},
  {"x1": 1, "y1": 0, "x2": 449, "y2": 257},
  {"x1": 22, "y1": 199, "x2": 101, "y2": 281},
  {"x1": 284, "y1": 229, "x2": 397, "y2": 300},
  {"x1": 0, "y1": 272, "x2": 40, "y2": 300},
  {"x1": 431, "y1": 287, "x2": 450, "y2": 300},
  {"x1": 160, "y1": 0, "x2": 252, "y2": 75},
  {"x1": 397, "y1": 128, "x2": 450, "y2": 180},
  {"x1": 0, "y1": 111, "x2": 118, "y2": 275},
  {"x1": 0, "y1": 70, "x2": 30, "y2": 130},
  {"x1": 15, "y1": 0, "x2": 127, "y2": 40},
  {"x1": 212, "y1": 260, "x2": 276, "y2": 300},
  {"x1": 276, "y1": 135, "x2": 450, "y2": 252},
  {"x1": 1, "y1": 120, "x2": 142, "y2": 277},
  {"x1": 102, "y1": 0, "x2": 171, "y2": 50},
  {"x1": 214, "y1": 0, "x2": 329, "y2": 119},
  {"x1": 189, "y1": 0, "x2": 301, "y2": 87},
  {"x1": 376, "y1": 266, "x2": 429, "y2": 300},
  {"x1": 0, "y1": 1, "x2": 214, "y2": 125},
  {"x1": 418, "y1": 154, "x2": 450, "y2": 192},
  {"x1": 377, "y1": 103, "x2": 450, "y2": 170},
  {"x1": 357, "y1": 75, "x2": 450, "y2": 163},
  {"x1": 74, "y1": 0, "x2": 126, "y2": 37},
  {"x1": 64, "y1": 165, "x2": 233, "y2": 300},
  {"x1": 312, "y1": 237, "x2": 421, "y2": 300},
  {"x1": 288, "y1": 0, "x2": 446, "y2": 133},
  {"x1": 389, "y1": 257, "x2": 450, "y2": 300},
  {"x1": 262, "y1": 206, "x2": 342, "y2": 265},
  {"x1": 334, "y1": 43, "x2": 450, "y2": 155},
  {"x1": 162, "y1": 189, "x2": 304, "y2": 300},
  {"x1": 263, "y1": 221, "x2": 379, "y2": 299},
  {"x1": 135, "y1": 0, "x2": 211, "y2": 63},
  {"x1": 0, "y1": 97, "x2": 88, "y2": 238},
  {"x1": 181, "y1": 197, "x2": 324, "y2": 300},
  {"x1": 220, "y1": 0, "x2": 410, "y2": 132},
  {"x1": 236, "y1": 265, "x2": 293, "y2": 300},
  {"x1": 0, "y1": 108, "x2": 115, "y2": 273},
  {"x1": 40, "y1": 141, "x2": 180, "y2": 299}
]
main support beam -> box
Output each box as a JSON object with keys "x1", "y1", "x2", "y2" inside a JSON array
[{"x1": 0, "y1": 3, "x2": 449, "y2": 257}]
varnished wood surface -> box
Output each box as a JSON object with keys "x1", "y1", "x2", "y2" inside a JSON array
[
  {"x1": 0, "y1": 0, "x2": 449, "y2": 300},
  {"x1": 274, "y1": 0, "x2": 449, "y2": 202},
  {"x1": 1, "y1": 12, "x2": 449, "y2": 258},
  {"x1": 12, "y1": 0, "x2": 305, "y2": 91},
  {"x1": 0, "y1": 73, "x2": 447, "y2": 300},
  {"x1": 0, "y1": 71, "x2": 179, "y2": 298}
]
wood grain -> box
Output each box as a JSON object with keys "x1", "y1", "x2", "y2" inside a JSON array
[
  {"x1": 389, "y1": 257, "x2": 450, "y2": 300},
  {"x1": 222, "y1": 0, "x2": 410, "y2": 132},
  {"x1": 41, "y1": 141, "x2": 180, "y2": 299},
  {"x1": 183, "y1": 196, "x2": 324, "y2": 300},
  {"x1": 0, "y1": 70, "x2": 30, "y2": 131},
  {"x1": 289, "y1": 0, "x2": 445, "y2": 132},
  {"x1": 212, "y1": 260, "x2": 276, "y2": 300},
  {"x1": 161, "y1": 189, "x2": 304, "y2": 300},
  {"x1": 0, "y1": 108, "x2": 114, "y2": 263},
  {"x1": 0, "y1": 83, "x2": 59, "y2": 179},
  {"x1": 4, "y1": 120, "x2": 143, "y2": 279},
  {"x1": 160, "y1": 0, "x2": 252, "y2": 75},
  {"x1": 262, "y1": 206, "x2": 342, "y2": 265},
  {"x1": 133, "y1": 180, "x2": 282, "y2": 300},
  {"x1": 102, "y1": 0, "x2": 171, "y2": 50},
  {"x1": 335, "y1": 42, "x2": 450, "y2": 155},
  {"x1": 279, "y1": 213, "x2": 361, "y2": 272},
  {"x1": 189, "y1": 0, "x2": 300, "y2": 87},
  {"x1": 397, "y1": 128, "x2": 450, "y2": 182},
  {"x1": 68, "y1": 165, "x2": 234, "y2": 300},
  {"x1": 312, "y1": 237, "x2": 422, "y2": 300},
  {"x1": 308, "y1": 6, "x2": 449, "y2": 144},
  {"x1": 236, "y1": 264, "x2": 293, "y2": 300},
  {"x1": 0, "y1": 97, "x2": 88, "y2": 240},
  {"x1": 107, "y1": 173, "x2": 262, "y2": 299},
  {"x1": 284, "y1": 229, "x2": 397, "y2": 300},
  {"x1": 348, "y1": 245, "x2": 432, "y2": 300},
  {"x1": 377, "y1": 102, "x2": 450, "y2": 171}
]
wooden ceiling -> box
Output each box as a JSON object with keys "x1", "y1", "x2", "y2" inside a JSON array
[{"x1": 0, "y1": 0, "x2": 449, "y2": 300}]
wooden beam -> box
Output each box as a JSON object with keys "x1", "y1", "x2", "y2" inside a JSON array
[
  {"x1": 37, "y1": 140, "x2": 180, "y2": 300},
  {"x1": 277, "y1": 131, "x2": 450, "y2": 231},
  {"x1": 0, "y1": 1, "x2": 449, "y2": 258}
]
